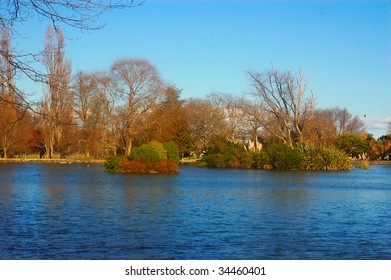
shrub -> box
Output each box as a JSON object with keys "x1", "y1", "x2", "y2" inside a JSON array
[
  {"x1": 106, "y1": 140, "x2": 179, "y2": 174},
  {"x1": 164, "y1": 141, "x2": 180, "y2": 164},
  {"x1": 251, "y1": 152, "x2": 268, "y2": 169},
  {"x1": 120, "y1": 159, "x2": 178, "y2": 174},
  {"x1": 199, "y1": 136, "x2": 255, "y2": 168},
  {"x1": 334, "y1": 133, "x2": 368, "y2": 159},
  {"x1": 296, "y1": 142, "x2": 352, "y2": 170},
  {"x1": 358, "y1": 160, "x2": 370, "y2": 169},
  {"x1": 104, "y1": 155, "x2": 123, "y2": 172},
  {"x1": 265, "y1": 143, "x2": 302, "y2": 170},
  {"x1": 129, "y1": 141, "x2": 167, "y2": 162}
]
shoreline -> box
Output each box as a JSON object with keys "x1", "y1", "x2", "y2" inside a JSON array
[
  {"x1": 352, "y1": 160, "x2": 391, "y2": 165},
  {"x1": 0, "y1": 158, "x2": 105, "y2": 164}
]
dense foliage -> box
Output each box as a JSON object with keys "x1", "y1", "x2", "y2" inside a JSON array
[
  {"x1": 296, "y1": 142, "x2": 352, "y2": 170},
  {"x1": 199, "y1": 136, "x2": 256, "y2": 168},
  {"x1": 104, "y1": 140, "x2": 179, "y2": 173},
  {"x1": 264, "y1": 143, "x2": 302, "y2": 170},
  {"x1": 197, "y1": 137, "x2": 353, "y2": 171},
  {"x1": 334, "y1": 133, "x2": 368, "y2": 159}
]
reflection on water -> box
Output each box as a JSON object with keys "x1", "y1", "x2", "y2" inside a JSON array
[{"x1": 0, "y1": 163, "x2": 390, "y2": 259}]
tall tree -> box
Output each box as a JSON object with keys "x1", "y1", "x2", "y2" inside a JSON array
[
  {"x1": 73, "y1": 71, "x2": 108, "y2": 158},
  {"x1": 248, "y1": 68, "x2": 315, "y2": 147},
  {"x1": 40, "y1": 25, "x2": 72, "y2": 158},
  {"x1": 208, "y1": 92, "x2": 249, "y2": 141},
  {"x1": 327, "y1": 107, "x2": 365, "y2": 135},
  {"x1": 142, "y1": 86, "x2": 193, "y2": 157},
  {"x1": 0, "y1": 1, "x2": 143, "y2": 109},
  {"x1": 303, "y1": 109, "x2": 337, "y2": 145},
  {"x1": 185, "y1": 98, "x2": 227, "y2": 156},
  {"x1": 111, "y1": 58, "x2": 163, "y2": 156},
  {"x1": 0, "y1": 24, "x2": 27, "y2": 158}
]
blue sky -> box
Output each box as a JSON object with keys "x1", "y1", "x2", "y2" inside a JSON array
[{"x1": 15, "y1": 0, "x2": 391, "y2": 137}]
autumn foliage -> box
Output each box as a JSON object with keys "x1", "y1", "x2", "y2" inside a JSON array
[{"x1": 104, "y1": 140, "x2": 179, "y2": 174}]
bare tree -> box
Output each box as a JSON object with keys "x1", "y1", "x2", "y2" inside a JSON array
[
  {"x1": 94, "y1": 71, "x2": 122, "y2": 156},
  {"x1": 327, "y1": 107, "x2": 365, "y2": 135},
  {"x1": 40, "y1": 25, "x2": 72, "y2": 158},
  {"x1": 248, "y1": 68, "x2": 315, "y2": 146},
  {"x1": 207, "y1": 92, "x2": 249, "y2": 141},
  {"x1": 302, "y1": 109, "x2": 337, "y2": 145},
  {"x1": 0, "y1": 0, "x2": 143, "y2": 109},
  {"x1": 73, "y1": 71, "x2": 109, "y2": 158},
  {"x1": 185, "y1": 98, "x2": 227, "y2": 156},
  {"x1": 111, "y1": 58, "x2": 163, "y2": 156},
  {"x1": 239, "y1": 98, "x2": 266, "y2": 143},
  {"x1": 1, "y1": 1, "x2": 143, "y2": 31}
]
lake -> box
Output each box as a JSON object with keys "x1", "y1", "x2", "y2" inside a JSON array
[{"x1": 0, "y1": 163, "x2": 390, "y2": 259}]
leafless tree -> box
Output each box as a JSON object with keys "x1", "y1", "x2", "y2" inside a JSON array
[
  {"x1": 185, "y1": 98, "x2": 227, "y2": 156},
  {"x1": 0, "y1": 0, "x2": 143, "y2": 110},
  {"x1": 111, "y1": 58, "x2": 163, "y2": 156},
  {"x1": 239, "y1": 98, "x2": 266, "y2": 143},
  {"x1": 302, "y1": 109, "x2": 337, "y2": 145},
  {"x1": 248, "y1": 68, "x2": 315, "y2": 146},
  {"x1": 93, "y1": 71, "x2": 122, "y2": 156},
  {"x1": 73, "y1": 71, "x2": 109, "y2": 158},
  {"x1": 326, "y1": 107, "x2": 365, "y2": 135},
  {"x1": 207, "y1": 92, "x2": 250, "y2": 141},
  {"x1": 40, "y1": 25, "x2": 72, "y2": 158}
]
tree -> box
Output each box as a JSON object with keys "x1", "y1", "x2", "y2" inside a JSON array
[
  {"x1": 95, "y1": 71, "x2": 122, "y2": 156},
  {"x1": 208, "y1": 92, "x2": 248, "y2": 141},
  {"x1": 378, "y1": 135, "x2": 391, "y2": 160},
  {"x1": 248, "y1": 68, "x2": 315, "y2": 147},
  {"x1": 141, "y1": 86, "x2": 192, "y2": 157},
  {"x1": 327, "y1": 107, "x2": 365, "y2": 135},
  {"x1": 184, "y1": 98, "x2": 227, "y2": 156},
  {"x1": 73, "y1": 71, "x2": 108, "y2": 158},
  {"x1": 111, "y1": 58, "x2": 163, "y2": 156},
  {"x1": 303, "y1": 109, "x2": 337, "y2": 145},
  {"x1": 0, "y1": 24, "x2": 30, "y2": 158},
  {"x1": 334, "y1": 133, "x2": 368, "y2": 159},
  {"x1": 0, "y1": 0, "x2": 143, "y2": 109},
  {"x1": 40, "y1": 25, "x2": 72, "y2": 158},
  {"x1": 240, "y1": 99, "x2": 267, "y2": 146}
]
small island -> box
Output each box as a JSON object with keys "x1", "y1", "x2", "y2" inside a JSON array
[{"x1": 104, "y1": 141, "x2": 180, "y2": 174}]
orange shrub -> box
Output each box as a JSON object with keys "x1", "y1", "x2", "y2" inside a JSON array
[{"x1": 120, "y1": 158, "x2": 178, "y2": 174}]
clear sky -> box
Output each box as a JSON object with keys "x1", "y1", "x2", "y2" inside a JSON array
[{"x1": 14, "y1": 0, "x2": 391, "y2": 137}]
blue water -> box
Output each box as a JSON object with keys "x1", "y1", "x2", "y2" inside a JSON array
[{"x1": 0, "y1": 163, "x2": 390, "y2": 259}]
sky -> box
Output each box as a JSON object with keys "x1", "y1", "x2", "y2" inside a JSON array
[{"x1": 13, "y1": 0, "x2": 391, "y2": 138}]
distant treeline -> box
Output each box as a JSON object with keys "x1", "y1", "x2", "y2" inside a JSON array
[{"x1": 1, "y1": 25, "x2": 391, "y2": 165}]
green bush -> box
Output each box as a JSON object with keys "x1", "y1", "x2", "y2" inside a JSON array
[
  {"x1": 164, "y1": 141, "x2": 180, "y2": 164},
  {"x1": 296, "y1": 142, "x2": 352, "y2": 170},
  {"x1": 199, "y1": 136, "x2": 261, "y2": 168},
  {"x1": 251, "y1": 152, "x2": 268, "y2": 169},
  {"x1": 265, "y1": 143, "x2": 302, "y2": 170},
  {"x1": 334, "y1": 133, "x2": 368, "y2": 159},
  {"x1": 106, "y1": 140, "x2": 181, "y2": 173},
  {"x1": 104, "y1": 155, "x2": 123, "y2": 172},
  {"x1": 130, "y1": 140, "x2": 168, "y2": 163}
]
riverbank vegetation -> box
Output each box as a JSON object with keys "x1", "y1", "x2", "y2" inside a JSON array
[{"x1": 1, "y1": 21, "x2": 391, "y2": 172}]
